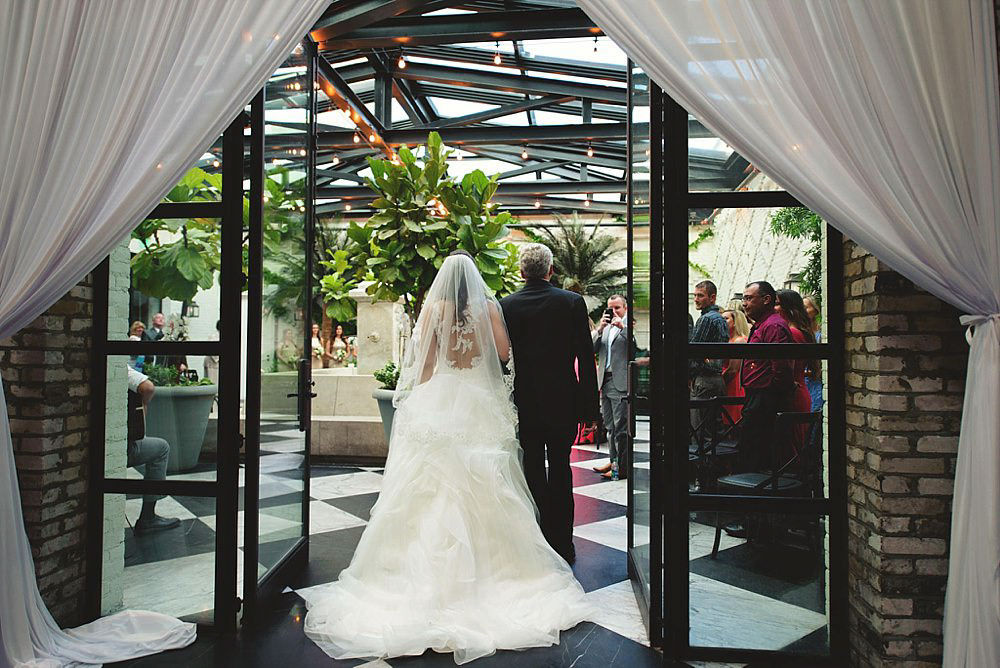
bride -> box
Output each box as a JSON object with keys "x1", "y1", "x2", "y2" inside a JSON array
[{"x1": 303, "y1": 251, "x2": 593, "y2": 664}]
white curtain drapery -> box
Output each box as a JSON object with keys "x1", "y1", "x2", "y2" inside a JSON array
[
  {"x1": 577, "y1": 1, "x2": 1000, "y2": 665},
  {"x1": 0, "y1": 1, "x2": 327, "y2": 666}
]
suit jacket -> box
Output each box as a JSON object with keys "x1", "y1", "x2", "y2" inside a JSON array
[
  {"x1": 500, "y1": 280, "x2": 599, "y2": 427},
  {"x1": 594, "y1": 322, "x2": 633, "y2": 393},
  {"x1": 141, "y1": 327, "x2": 164, "y2": 366}
]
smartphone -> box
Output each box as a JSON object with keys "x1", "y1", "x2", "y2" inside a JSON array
[{"x1": 604, "y1": 308, "x2": 614, "y2": 321}]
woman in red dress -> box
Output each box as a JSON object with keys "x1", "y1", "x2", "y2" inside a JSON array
[
  {"x1": 720, "y1": 308, "x2": 750, "y2": 423},
  {"x1": 775, "y1": 290, "x2": 816, "y2": 455}
]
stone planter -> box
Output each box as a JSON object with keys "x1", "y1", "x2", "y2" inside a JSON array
[
  {"x1": 372, "y1": 388, "x2": 396, "y2": 446},
  {"x1": 145, "y1": 384, "x2": 218, "y2": 473}
]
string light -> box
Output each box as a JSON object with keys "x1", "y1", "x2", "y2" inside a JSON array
[
  {"x1": 353, "y1": 132, "x2": 360, "y2": 144},
  {"x1": 583, "y1": 198, "x2": 591, "y2": 207},
  {"x1": 534, "y1": 200, "x2": 541, "y2": 209},
  {"x1": 520, "y1": 147, "x2": 528, "y2": 160},
  {"x1": 493, "y1": 41, "x2": 502, "y2": 66},
  {"x1": 344, "y1": 203, "x2": 352, "y2": 211},
  {"x1": 586, "y1": 144, "x2": 594, "y2": 158},
  {"x1": 212, "y1": 159, "x2": 220, "y2": 168},
  {"x1": 332, "y1": 155, "x2": 340, "y2": 165},
  {"x1": 397, "y1": 52, "x2": 406, "y2": 69},
  {"x1": 369, "y1": 132, "x2": 377, "y2": 143},
  {"x1": 300, "y1": 149, "x2": 306, "y2": 156},
  {"x1": 455, "y1": 151, "x2": 463, "y2": 161}
]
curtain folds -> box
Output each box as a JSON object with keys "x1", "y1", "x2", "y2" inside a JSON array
[
  {"x1": 0, "y1": 1, "x2": 327, "y2": 666},
  {"x1": 576, "y1": 1, "x2": 1000, "y2": 665}
]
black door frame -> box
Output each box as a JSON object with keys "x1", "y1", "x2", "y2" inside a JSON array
[
  {"x1": 628, "y1": 83, "x2": 849, "y2": 663},
  {"x1": 87, "y1": 113, "x2": 246, "y2": 631}
]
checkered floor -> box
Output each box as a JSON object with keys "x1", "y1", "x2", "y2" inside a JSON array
[{"x1": 120, "y1": 418, "x2": 828, "y2": 665}]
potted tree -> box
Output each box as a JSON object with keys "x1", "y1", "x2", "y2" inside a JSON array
[
  {"x1": 142, "y1": 364, "x2": 217, "y2": 472},
  {"x1": 327, "y1": 132, "x2": 521, "y2": 434}
]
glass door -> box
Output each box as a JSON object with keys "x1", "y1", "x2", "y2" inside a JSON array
[
  {"x1": 241, "y1": 42, "x2": 315, "y2": 624},
  {"x1": 626, "y1": 62, "x2": 664, "y2": 644}
]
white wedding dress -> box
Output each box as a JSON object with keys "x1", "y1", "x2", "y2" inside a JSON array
[{"x1": 303, "y1": 255, "x2": 592, "y2": 664}]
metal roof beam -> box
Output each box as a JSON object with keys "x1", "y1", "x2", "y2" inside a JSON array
[
  {"x1": 392, "y1": 62, "x2": 626, "y2": 104},
  {"x1": 316, "y1": 57, "x2": 387, "y2": 136},
  {"x1": 422, "y1": 95, "x2": 574, "y2": 129},
  {"x1": 316, "y1": 122, "x2": 633, "y2": 148},
  {"x1": 311, "y1": 0, "x2": 428, "y2": 43},
  {"x1": 317, "y1": 180, "x2": 626, "y2": 199},
  {"x1": 318, "y1": 8, "x2": 601, "y2": 50}
]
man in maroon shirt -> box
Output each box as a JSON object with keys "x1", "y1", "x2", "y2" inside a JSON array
[{"x1": 739, "y1": 281, "x2": 795, "y2": 471}]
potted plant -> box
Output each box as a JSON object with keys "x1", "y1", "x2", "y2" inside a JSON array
[
  {"x1": 371, "y1": 362, "x2": 400, "y2": 444},
  {"x1": 142, "y1": 364, "x2": 218, "y2": 473}
]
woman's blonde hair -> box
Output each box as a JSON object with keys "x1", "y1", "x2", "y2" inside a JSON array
[
  {"x1": 129, "y1": 320, "x2": 145, "y2": 337},
  {"x1": 721, "y1": 309, "x2": 750, "y2": 340}
]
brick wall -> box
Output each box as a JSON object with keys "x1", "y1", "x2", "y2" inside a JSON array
[
  {"x1": 844, "y1": 240, "x2": 966, "y2": 667},
  {"x1": 0, "y1": 277, "x2": 93, "y2": 626}
]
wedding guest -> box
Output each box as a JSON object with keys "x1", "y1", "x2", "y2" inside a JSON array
[
  {"x1": 142, "y1": 312, "x2": 165, "y2": 366},
  {"x1": 128, "y1": 321, "x2": 146, "y2": 371},
  {"x1": 276, "y1": 327, "x2": 300, "y2": 371},
  {"x1": 310, "y1": 323, "x2": 325, "y2": 370},
  {"x1": 689, "y1": 280, "x2": 729, "y2": 437},
  {"x1": 739, "y1": 281, "x2": 795, "y2": 471},
  {"x1": 127, "y1": 364, "x2": 180, "y2": 534},
  {"x1": 721, "y1": 308, "x2": 750, "y2": 422},
  {"x1": 802, "y1": 295, "x2": 824, "y2": 411},
  {"x1": 594, "y1": 295, "x2": 633, "y2": 480},
  {"x1": 327, "y1": 324, "x2": 351, "y2": 368},
  {"x1": 775, "y1": 289, "x2": 816, "y2": 452}
]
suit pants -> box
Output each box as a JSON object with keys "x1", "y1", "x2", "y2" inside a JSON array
[
  {"x1": 739, "y1": 388, "x2": 792, "y2": 471},
  {"x1": 601, "y1": 376, "x2": 629, "y2": 472},
  {"x1": 518, "y1": 415, "x2": 577, "y2": 556},
  {"x1": 690, "y1": 373, "x2": 726, "y2": 441},
  {"x1": 128, "y1": 436, "x2": 169, "y2": 504}
]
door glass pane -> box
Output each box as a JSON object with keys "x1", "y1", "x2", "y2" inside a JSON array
[
  {"x1": 254, "y1": 51, "x2": 310, "y2": 578},
  {"x1": 104, "y1": 355, "x2": 220, "y2": 482},
  {"x1": 628, "y1": 63, "x2": 653, "y2": 597},
  {"x1": 103, "y1": 494, "x2": 217, "y2": 625},
  {"x1": 688, "y1": 510, "x2": 830, "y2": 653}
]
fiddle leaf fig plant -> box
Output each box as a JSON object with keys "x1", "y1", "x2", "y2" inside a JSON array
[{"x1": 330, "y1": 131, "x2": 520, "y2": 324}]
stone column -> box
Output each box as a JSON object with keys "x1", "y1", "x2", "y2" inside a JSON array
[{"x1": 349, "y1": 283, "x2": 405, "y2": 374}]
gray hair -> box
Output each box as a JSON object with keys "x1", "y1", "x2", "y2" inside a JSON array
[{"x1": 519, "y1": 243, "x2": 553, "y2": 280}]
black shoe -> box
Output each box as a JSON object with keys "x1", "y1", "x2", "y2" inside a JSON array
[
  {"x1": 723, "y1": 523, "x2": 747, "y2": 539},
  {"x1": 134, "y1": 515, "x2": 181, "y2": 535}
]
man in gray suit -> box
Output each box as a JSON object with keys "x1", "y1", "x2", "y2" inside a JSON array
[{"x1": 593, "y1": 294, "x2": 632, "y2": 480}]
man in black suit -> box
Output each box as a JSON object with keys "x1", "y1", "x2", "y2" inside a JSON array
[
  {"x1": 501, "y1": 243, "x2": 599, "y2": 564},
  {"x1": 141, "y1": 312, "x2": 165, "y2": 366}
]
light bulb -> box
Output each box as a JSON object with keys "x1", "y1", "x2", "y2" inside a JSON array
[
  {"x1": 300, "y1": 149, "x2": 306, "y2": 156},
  {"x1": 534, "y1": 200, "x2": 541, "y2": 209},
  {"x1": 493, "y1": 41, "x2": 501, "y2": 66},
  {"x1": 521, "y1": 148, "x2": 528, "y2": 160},
  {"x1": 587, "y1": 145, "x2": 594, "y2": 158},
  {"x1": 332, "y1": 155, "x2": 340, "y2": 165},
  {"x1": 583, "y1": 198, "x2": 591, "y2": 207},
  {"x1": 397, "y1": 54, "x2": 406, "y2": 69},
  {"x1": 344, "y1": 203, "x2": 352, "y2": 211},
  {"x1": 353, "y1": 132, "x2": 360, "y2": 144},
  {"x1": 212, "y1": 159, "x2": 220, "y2": 168},
  {"x1": 456, "y1": 152, "x2": 463, "y2": 161},
  {"x1": 369, "y1": 132, "x2": 377, "y2": 143}
]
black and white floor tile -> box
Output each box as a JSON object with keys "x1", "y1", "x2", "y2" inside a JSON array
[{"x1": 116, "y1": 418, "x2": 827, "y2": 666}]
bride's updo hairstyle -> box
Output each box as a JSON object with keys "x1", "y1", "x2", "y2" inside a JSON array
[{"x1": 447, "y1": 249, "x2": 474, "y2": 321}]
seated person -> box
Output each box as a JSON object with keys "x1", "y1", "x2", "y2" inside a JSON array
[{"x1": 127, "y1": 365, "x2": 181, "y2": 534}]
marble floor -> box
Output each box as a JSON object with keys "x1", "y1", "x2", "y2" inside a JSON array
[{"x1": 113, "y1": 418, "x2": 828, "y2": 666}]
